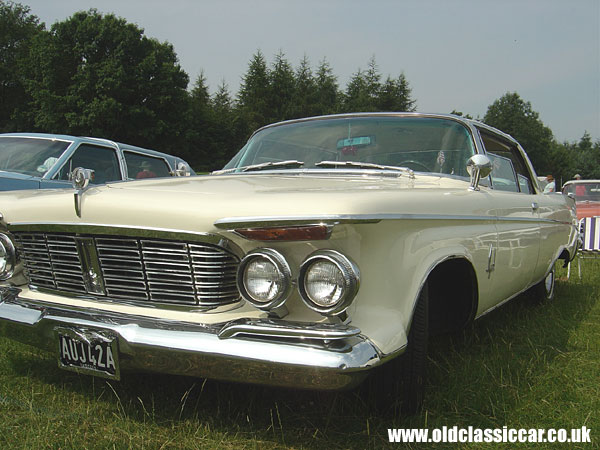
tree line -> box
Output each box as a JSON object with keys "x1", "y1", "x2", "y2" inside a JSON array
[{"x1": 1, "y1": 2, "x2": 598, "y2": 182}]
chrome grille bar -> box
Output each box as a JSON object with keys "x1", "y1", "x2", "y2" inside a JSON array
[{"x1": 13, "y1": 232, "x2": 240, "y2": 307}]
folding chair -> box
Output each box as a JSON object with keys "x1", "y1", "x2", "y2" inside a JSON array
[{"x1": 573, "y1": 216, "x2": 600, "y2": 279}]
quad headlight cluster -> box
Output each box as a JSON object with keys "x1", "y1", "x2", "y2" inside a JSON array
[
  {"x1": 237, "y1": 248, "x2": 359, "y2": 316},
  {"x1": 0, "y1": 233, "x2": 17, "y2": 281}
]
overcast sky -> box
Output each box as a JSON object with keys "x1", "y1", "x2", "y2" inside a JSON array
[{"x1": 21, "y1": 0, "x2": 600, "y2": 143}]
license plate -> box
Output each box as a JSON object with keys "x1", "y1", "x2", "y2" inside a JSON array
[{"x1": 56, "y1": 327, "x2": 120, "y2": 380}]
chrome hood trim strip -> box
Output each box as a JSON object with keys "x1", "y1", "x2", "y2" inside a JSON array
[{"x1": 214, "y1": 213, "x2": 567, "y2": 229}]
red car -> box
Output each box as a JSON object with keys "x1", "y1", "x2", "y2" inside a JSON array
[{"x1": 562, "y1": 180, "x2": 600, "y2": 220}]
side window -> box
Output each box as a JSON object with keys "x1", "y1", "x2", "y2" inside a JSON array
[
  {"x1": 55, "y1": 144, "x2": 121, "y2": 184},
  {"x1": 478, "y1": 129, "x2": 535, "y2": 194},
  {"x1": 488, "y1": 153, "x2": 518, "y2": 192},
  {"x1": 518, "y1": 175, "x2": 533, "y2": 194},
  {"x1": 123, "y1": 151, "x2": 171, "y2": 179}
]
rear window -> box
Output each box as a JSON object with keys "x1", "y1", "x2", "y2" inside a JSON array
[{"x1": 123, "y1": 151, "x2": 171, "y2": 179}]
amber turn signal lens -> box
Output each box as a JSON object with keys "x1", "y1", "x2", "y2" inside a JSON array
[{"x1": 235, "y1": 225, "x2": 331, "y2": 241}]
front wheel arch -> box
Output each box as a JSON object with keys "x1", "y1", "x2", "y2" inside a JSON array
[{"x1": 426, "y1": 257, "x2": 479, "y2": 335}]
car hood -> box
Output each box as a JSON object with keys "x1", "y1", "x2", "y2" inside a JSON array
[
  {"x1": 0, "y1": 172, "x2": 489, "y2": 232},
  {"x1": 0, "y1": 170, "x2": 40, "y2": 181}
]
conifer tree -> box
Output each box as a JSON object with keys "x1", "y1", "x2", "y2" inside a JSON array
[
  {"x1": 237, "y1": 50, "x2": 270, "y2": 132},
  {"x1": 290, "y1": 55, "x2": 318, "y2": 118},
  {"x1": 314, "y1": 58, "x2": 340, "y2": 115},
  {"x1": 268, "y1": 50, "x2": 296, "y2": 122}
]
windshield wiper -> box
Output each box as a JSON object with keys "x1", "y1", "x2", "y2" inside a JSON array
[
  {"x1": 212, "y1": 160, "x2": 304, "y2": 175},
  {"x1": 314, "y1": 160, "x2": 414, "y2": 177}
]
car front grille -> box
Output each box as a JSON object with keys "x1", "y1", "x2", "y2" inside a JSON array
[{"x1": 13, "y1": 232, "x2": 240, "y2": 307}]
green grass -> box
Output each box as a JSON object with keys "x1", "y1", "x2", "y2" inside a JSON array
[{"x1": 0, "y1": 260, "x2": 598, "y2": 449}]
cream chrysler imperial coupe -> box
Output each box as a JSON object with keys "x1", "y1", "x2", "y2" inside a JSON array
[{"x1": 0, "y1": 113, "x2": 578, "y2": 412}]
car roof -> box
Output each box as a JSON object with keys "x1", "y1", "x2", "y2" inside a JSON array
[
  {"x1": 0, "y1": 132, "x2": 179, "y2": 161},
  {"x1": 250, "y1": 112, "x2": 521, "y2": 146},
  {"x1": 563, "y1": 179, "x2": 600, "y2": 186}
]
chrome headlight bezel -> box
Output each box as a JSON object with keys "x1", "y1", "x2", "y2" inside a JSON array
[
  {"x1": 0, "y1": 233, "x2": 17, "y2": 281},
  {"x1": 298, "y1": 250, "x2": 360, "y2": 316},
  {"x1": 237, "y1": 248, "x2": 292, "y2": 310}
]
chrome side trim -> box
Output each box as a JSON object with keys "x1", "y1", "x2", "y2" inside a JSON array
[
  {"x1": 215, "y1": 216, "x2": 381, "y2": 229},
  {"x1": 214, "y1": 213, "x2": 567, "y2": 230}
]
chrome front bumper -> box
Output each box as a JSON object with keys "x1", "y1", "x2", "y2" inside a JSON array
[{"x1": 0, "y1": 287, "x2": 383, "y2": 390}]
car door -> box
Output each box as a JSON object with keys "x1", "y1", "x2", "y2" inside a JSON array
[{"x1": 477, "y1": 128, "x2": 541, "y2": 308}]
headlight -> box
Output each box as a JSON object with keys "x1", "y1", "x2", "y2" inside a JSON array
[
  {"x1": 237, "y1": 248, "x2": 292, "y2": 310},
  {"x1": 299, "y1": 250, "x2": 359, "y2": 315},
  {"x1": 0, "y1": 233, "x2": 16, "y2": 281}
]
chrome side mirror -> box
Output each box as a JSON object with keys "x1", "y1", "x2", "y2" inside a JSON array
[
  {"x1": 466, "y1": 155, "x2": 492, "y2": 191},
  {"x1": 172, "y1": 161, "x2": 192, "y2": 177}
]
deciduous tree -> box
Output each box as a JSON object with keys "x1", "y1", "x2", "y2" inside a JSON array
[
  {"x1": 483, "y1": 92, "x2": 553, "y2": 173},
  {"x1": 21, "y1": 9, "x2": 189, "y2": 155},
  {"x1": 0, "y1": 1, "x2": 44, "y2": 131}
]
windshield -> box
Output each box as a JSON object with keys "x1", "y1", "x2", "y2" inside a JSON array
[
  {"x1": 0, "y1": 137, "x2": 70, "y2": 176},
  {"x1": 223, "y1": 116, "x2": 476, "y2": 176},
  {"x1": 563, "y1": 182, "x2": 600, "y2": 202}
]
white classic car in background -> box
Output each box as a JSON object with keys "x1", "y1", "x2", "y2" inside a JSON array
[{"x1": 0, "y1": 113, "x2": 578, "y2": 413}]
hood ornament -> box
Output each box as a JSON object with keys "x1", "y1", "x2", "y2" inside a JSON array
[{"x1": 71, "y1": 167, "x2": 94, "y2": 217}]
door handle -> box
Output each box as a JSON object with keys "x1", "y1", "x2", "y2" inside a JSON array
[{"x1": 531, "y1": 202, "x2": 539, "y2": 211}]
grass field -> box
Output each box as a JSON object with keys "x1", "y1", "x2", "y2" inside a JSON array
[{"x1": 0, "y1": 260, "x2": 598, "y2": 449}]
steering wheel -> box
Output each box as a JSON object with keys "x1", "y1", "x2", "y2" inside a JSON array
[{"x1": 397, "y1": 160, "x2": 431, "y2": 172}]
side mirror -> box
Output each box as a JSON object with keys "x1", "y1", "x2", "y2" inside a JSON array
[
  {"x1": 466, "y1": 155, "x2": 492, "y2": 191},
  {"x1": 467, "y1": 155, "x2": 492, "y2": 191},
  {"x1": 172, "y1": 161, "x2": 192, "y2": 177}
]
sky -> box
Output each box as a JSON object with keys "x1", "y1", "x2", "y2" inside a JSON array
[{"x1": 20, "y1": 0, "x2": 600, "y2": 143}]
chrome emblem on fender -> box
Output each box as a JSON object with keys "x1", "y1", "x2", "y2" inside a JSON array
[{"x1": 71, "y1": 167, "x2": 94, "y2": 218}]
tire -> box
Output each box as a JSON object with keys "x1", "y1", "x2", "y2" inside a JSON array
[
  {"x1": 369, "y1": 282, "x2": 429, "y2": 414},
  {"x1": 530, "y1": 264, "x2": 555, "y2": 302}
]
